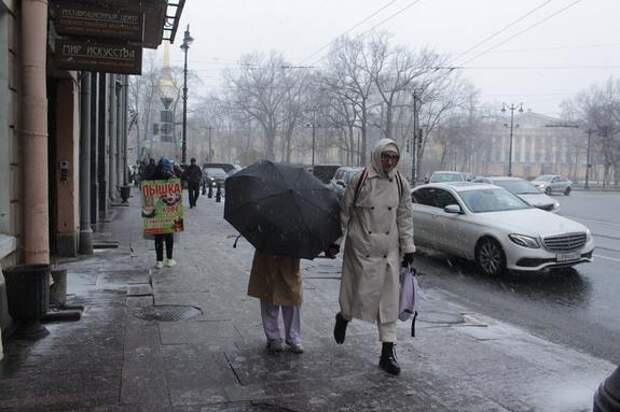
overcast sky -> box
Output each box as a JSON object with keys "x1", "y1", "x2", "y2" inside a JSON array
[{"x1": 166, "y1": 0, "x2": 620, "y2": 117}]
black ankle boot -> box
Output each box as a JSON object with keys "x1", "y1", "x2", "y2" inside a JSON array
[
  {"x1": 379, "y1": 342, "x2": 401, "y2": 375},
  {"x1": 334, "y1": 312, "x2": 348, "y2": 344}
]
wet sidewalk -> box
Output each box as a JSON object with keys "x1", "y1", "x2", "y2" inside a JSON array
[{"x1": 0, "y1": 190, "x2": 615, "y2": 411}]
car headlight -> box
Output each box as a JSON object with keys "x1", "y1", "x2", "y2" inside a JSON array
[{"x1": 509, "y1": 234, "x2": 540, "y2": 248}]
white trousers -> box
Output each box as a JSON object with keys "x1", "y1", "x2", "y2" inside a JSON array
[
  {"x1": 378, "y1": 319, "x2": 397, "y2": 343},
  {"x1": 260, "y1": 300, "x2": 301, "y2": 345}
]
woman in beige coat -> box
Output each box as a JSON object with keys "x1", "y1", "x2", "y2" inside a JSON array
[
  {"x1": 248, "y1": 251, "x2": 304, "y2": 353},
  {"x1": 326, "y1": 138, "x2": 415, "y2": 375}
]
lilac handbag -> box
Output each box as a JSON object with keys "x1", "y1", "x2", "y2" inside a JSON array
[{"x1": 399, "y1": 265, "x2": 419, "y2": 337}]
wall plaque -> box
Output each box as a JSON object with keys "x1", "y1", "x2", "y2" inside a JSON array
[
  {"x1": 55, "y1": 39, "x2": 142, "y2": 74},
  {"x1": 52, "y1": 1, "x2": 144, "y2": 42}
]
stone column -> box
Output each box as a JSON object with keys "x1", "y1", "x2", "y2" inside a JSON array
[
  {"x1": 98, "y1": 74, "x2": 107, "y2": 218},
  {"x1": 21, "y1": 0, "x2": 49, "y2": 264},
  {"x1": 108, "y1": 74, "x2": 118, "y2": 203},
  {"x1": 79, "y1": 72, "x2": 93, "y2": 255},
  {"x1": 90, "y1": 73, "x2": 98, "y2": 226}
]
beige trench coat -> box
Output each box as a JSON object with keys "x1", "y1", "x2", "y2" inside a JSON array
[
  {"x1": 247, "y1": 251, "x2": 302, "y2": 306},
  {"x1": 337, "y1": 139, "x2": 415, "y2": 323}
]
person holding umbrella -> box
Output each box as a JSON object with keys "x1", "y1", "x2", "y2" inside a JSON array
[
  {"x1": 326, "y1": 138, "x2": 415, "y2": 376},
  {"x1": 224, "y1": 160, "x2": 342, "y2": 354},
  {"x1": 247, "y1": 252, "x2": 304, "y2": 354}
]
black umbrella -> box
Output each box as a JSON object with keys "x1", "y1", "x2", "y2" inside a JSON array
[{"x1": 224, "y1": 160, "x2": 341, "y2": 259}]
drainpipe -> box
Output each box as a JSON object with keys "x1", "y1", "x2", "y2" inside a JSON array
[
  {"x1": 21, "y1": 0, "x2": 49, "y2": 264},
  {"x1": 78, "y1": 73, "x2": 93, "y2": 255}
]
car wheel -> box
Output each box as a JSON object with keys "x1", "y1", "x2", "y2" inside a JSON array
[
  {"x1": 476, "y1": 238, "x2": 506, "y2": 276},
  {"x1": 545, "y1": 187, "x2": 552, "y2": 195},
  {"x1": 564, "y1": 186, "x2": 571, "y2": 196}
]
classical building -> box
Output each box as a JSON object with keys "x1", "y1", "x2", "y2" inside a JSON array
[{"x1": 421, "y1": 110, "x2": 587, "y2": 182}]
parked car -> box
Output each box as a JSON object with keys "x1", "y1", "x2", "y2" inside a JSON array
[
  {"x1": 328, "y1": 166, "x2": 364, "y2": 197},
  {"x1": 531, "y1": 174, "x2": 573, "y2": 196},
  {"x1": 202, "y1": 162, "x2": 240, "y2": 175},
  {"x1": 202, "y1": 167, "x2": 228, "y2": 188},
  {"x1": 473, "y1": 176, "x2": 560, "y2": 212},
  {"x1": 411, "y1": 182, "x2": 594, "y2": 275},
  {"x1": 427, "y1": 171, "x2": 467, "y2": 184}
]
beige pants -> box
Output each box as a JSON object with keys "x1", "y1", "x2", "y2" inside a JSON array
[{"x1": 378, "y1": 319, "x2": 397, "y2": 343}]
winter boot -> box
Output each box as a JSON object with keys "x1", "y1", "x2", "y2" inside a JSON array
[
  {"x1": 334, "y1": 312, "x2": 349, "y2": 344},
  {"x1": 379, "y1": 342, "x2": 401, "y2": 375}
]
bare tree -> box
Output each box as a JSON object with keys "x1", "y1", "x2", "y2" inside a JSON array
[
  {"x1": 325, "y1": 35, "x2": 378, "y2": 164},
  {"x1": 224, "y1": 52, "x2": 304, "y2": 161},
  {"x1": 564, "y1": 77, "x2": 620, "y2": 186},
  {"x1": 370, "y1": 32, "x2": 445, "y2": 141},
  {"x1": 128, "y1": 51, "x2": 161, "y2": 161}
]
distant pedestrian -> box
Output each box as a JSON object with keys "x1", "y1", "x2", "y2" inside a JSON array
[
  {"x1": 183, "y1": 157, "x2": 203, "y2": 208},
  {"x1": 152, "y1": 157, "x2": 178, "y2": 269},
  {"x1": 248, "y1": 251, "x2": 304, "y2": 354},
  {"x1": 326, "y1": 138, "x2": 415, "y2": 375},
  {"x1": 142, "y1": 158, "x2": 156, "y2": 181}
]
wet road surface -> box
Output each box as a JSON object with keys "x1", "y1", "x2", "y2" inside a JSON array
[{"x1": 414, "y1": 190, "x2": 620, "y2": 365}]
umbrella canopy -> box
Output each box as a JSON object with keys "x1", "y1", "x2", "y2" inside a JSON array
[{"x1": 224, "y1": 161, "x2": 341, "y2": 259}]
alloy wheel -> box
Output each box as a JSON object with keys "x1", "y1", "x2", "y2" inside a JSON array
[{"x1": 477, "y1": 239, "x2": 504, "y2": 276}]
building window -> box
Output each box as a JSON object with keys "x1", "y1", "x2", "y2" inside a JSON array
[
  {"x1": 514, "y1": 136, "x2": 522, "y2": 162},
  {"x1": 535, "y1": 137, "x2": 543, "y2": 162},
  {"x1": 524, "y1": 136, "x2": 531, "y2": 163}
]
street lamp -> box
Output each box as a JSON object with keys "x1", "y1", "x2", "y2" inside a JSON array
[
  {"x1": 180, "y1": 24, "x2": 194, "y2": 165},
  {"x1": 502, "y1": 102, "x2": 524, "y2": 176}
]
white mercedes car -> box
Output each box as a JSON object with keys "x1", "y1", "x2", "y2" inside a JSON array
[{"x1": 411, "y1": 183, "x2": 594, "y2": 275}]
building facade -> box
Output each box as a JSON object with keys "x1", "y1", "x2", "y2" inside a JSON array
[{"x1": 0, "y1": 0, "x2": 184, "y2": 345}]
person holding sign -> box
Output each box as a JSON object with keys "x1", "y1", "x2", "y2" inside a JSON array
[{"x1": 142, "y1": 157, "x2": 184, "y2": 269}]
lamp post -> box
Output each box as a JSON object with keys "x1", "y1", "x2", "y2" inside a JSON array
[
  {"x1": 502, "y1": 102, "x2": 524, "y2": 176},
  {"x1": 180, "y1": 24, "x2": 194, "y2": 165}
]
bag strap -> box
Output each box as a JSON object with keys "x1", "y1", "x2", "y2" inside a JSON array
[
  {"x1": 353, "y1": 167, "x2": 368, "y2": 204},
  {"x1": 353, "y1": 168, "x2": 403, "y2": 204},
  {"x1": 395, "y1": 171, "x2": 403, "y2": 199}
]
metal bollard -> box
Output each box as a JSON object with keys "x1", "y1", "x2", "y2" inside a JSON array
[{"x1": 215, "y1": 184, "x2": 222, "y2": 203}]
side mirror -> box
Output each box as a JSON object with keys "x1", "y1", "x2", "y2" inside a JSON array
[
  {"x1": 336, "y1": 180, "x2": 345, "y2": 187},
  {"x1": 444, "y1": 204, "x2": 463, "y2": 214}
]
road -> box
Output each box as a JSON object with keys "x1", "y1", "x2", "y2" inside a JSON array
[{"x1": 414, "y1": 190, "x2": 620, "y2": 365}]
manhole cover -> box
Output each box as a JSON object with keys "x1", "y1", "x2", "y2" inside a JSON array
[{"x1": 133, "y1": 305, "x2": 202, "y2": 321}]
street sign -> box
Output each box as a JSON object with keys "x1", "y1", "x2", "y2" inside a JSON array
[
  {"x1": 55, "y1": 39, "x2": 142, "y2": 74},
  {"x1": 51, "y1": 1, "x2": 144, "y2": 42}
]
